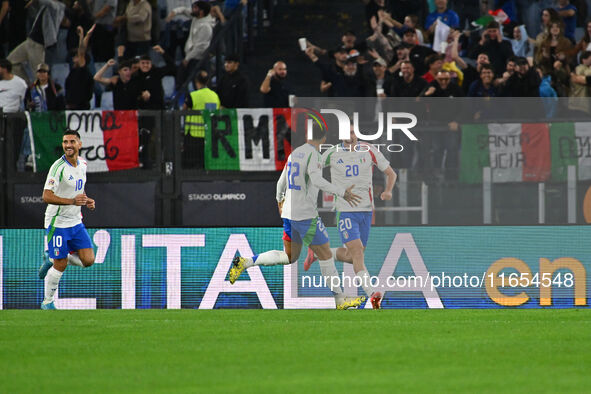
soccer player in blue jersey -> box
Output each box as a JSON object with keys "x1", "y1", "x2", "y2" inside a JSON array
[{"x1": 38, "y1": 130, "x2": 96, "y2": 309}]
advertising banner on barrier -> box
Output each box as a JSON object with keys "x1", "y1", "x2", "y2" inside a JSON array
[
  {"x1": 181, "y1": 181, "x2": 282, "y2": 226},
  {"x1": 11, "y1": 182, "x2": 157, "y2": 227},
  {"x1": 27, "y1": 110, "x2": 140, "y2": 173},
  {"x1": 0, "y1": 227, "x2": 588, "y2": 309}
]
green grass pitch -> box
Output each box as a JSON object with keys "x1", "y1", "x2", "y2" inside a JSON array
[{"x1": 1, "y1": 310, "x2": 590, "y2": 393}]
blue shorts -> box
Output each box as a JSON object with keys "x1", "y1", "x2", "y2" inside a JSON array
[
  {"x1": 46, "y1": 223, "x2": 93, "y2": 259},
  {"x1": 337, "y1": 211, "x2": 372, "y2": 246},
  {"x1": 282, "y1": 217, "x2": 329, "y2": 246}
]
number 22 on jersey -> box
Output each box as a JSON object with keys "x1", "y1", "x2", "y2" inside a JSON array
[{"x1": 287, "y1": 162, "x2": 301, "y2": 190}]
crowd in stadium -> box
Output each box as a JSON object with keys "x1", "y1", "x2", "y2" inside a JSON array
[
  {"x1": 1, "y1": 0, "x2": 591, "y2": 113},
  {"x1": 299, "y1": 0, "x2": 591, "y2": 101}
]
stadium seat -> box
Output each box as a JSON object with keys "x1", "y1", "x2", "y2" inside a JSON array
[
  {"x1": 51, "y1": 63, "x2": 70, "y2": 89},
  {"x1": 101, "y1": 91, "x2": 114, "y2": 110},
  {"x1": 575, "y1": 27, "x2": 584, "y2": 42},
  {"x1": 162, "y1": 76, "x2": 175, "y2": 99}
]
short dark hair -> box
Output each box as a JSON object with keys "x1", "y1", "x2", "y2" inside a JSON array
[
  {"x1": 581, "y1": 51, "x2": 591, "y2": 62},
  {"x1": 195, "y1": 70, "x2": 209, "y2": 86},
  {"x1": 0, "y1": 59, "x2": 12, "y2": 72},
  {"x1": 63, "y1": 129, "x2": 81, "y2": 139},
  {"x1": 425, "y1": 53, "x2": 443, "y2": 66},
  {"x1": 118, "y1": 59, "x2": 133, "y2": 71},
  {"x1": 310, "y1": 123, "x2": 326, "y2": 141},
  {"x1": 486, "y1": 21, "x2": 500, "y2": 30},
  {"x1": 480, "y1": 64, "x2": 495, "y2": 74},
  {"x1": 194, "y1": 1, "x2": 211, "y2": 15}
]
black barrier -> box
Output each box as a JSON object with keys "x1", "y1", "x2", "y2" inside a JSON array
[
  {"x1": 181, "y1": 181, "x2": 282, "y2": 226},
  {"x1": 2, "y1": 102, "x2": 591, "y2": 227}
]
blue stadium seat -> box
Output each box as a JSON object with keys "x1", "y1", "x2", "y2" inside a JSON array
[
  {"x1": 51, "y1": 63, "x2": 70, "y2": 89},
  {"x1": 162, "y1": 76, "x2": 175, "y2": 99},
  {"x1": 100, "y1": 91, "x2": 114, "y2": 110}
]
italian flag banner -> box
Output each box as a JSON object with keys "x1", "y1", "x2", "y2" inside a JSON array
[
  {"x1": 27, "y1": 110, "x2": 140, "y2": 173},
  {"x1": 460, "y1": 123, "x2": 591, "y2": 183},
  {"x1": 204, "y1": 108, "x2": 293, "y2": 171}
]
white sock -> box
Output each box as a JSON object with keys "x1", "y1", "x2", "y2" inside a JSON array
[
  {"x1": 250, "y1": 250, "x2": 290, "y2": 267},
  {"x1": 318, "y1": 258, "x2": 344, "y2": 298},
  {"x1": 43, "y1": 267, "x2": 63, "y2": 303},
  {"x1": 67, "y1": 253, "x2": 84, "y2": 267},
  {"x1": 357, "y1": 269, "x2": 376, "y2": 297},
  {"x1": 331, "y1": 248, "x2": 339, "y2": 261}
]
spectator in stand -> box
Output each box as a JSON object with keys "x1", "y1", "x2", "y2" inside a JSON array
[
  {"x1": 0, "y1": 59, "x2": 26, "y2": 112},
  {"x1": 167, "y1": 1, "x2": 213, "y2": 90},
  {"x1": 535, "y1": 20, "x2": 573, "y2": 76},
  {"x1": 468, "y1": 21, "x2": 514, "y2": 78},
  {"x1": 386, "y1": 60, "x2": 427, "y2": 97},
  {"x1": 114, "y1": 0, "x2": 152, "y2": 58},
  {"x1": 134, "y1": 45, "x2": 176, "y2": 109},
  {"x1": 0, "y1": 59, "x2": 28, "y2": 169},
  {"x1": 569, "y1": 51, "x2": 591, "y2": 113},
  {"x1": 366, "y1": 57, "x2": 392, "y2": 97},
  {"x1": 217, "y1": 54, "x2": 249, "y2": 108},
  {"x1": 379, "y1": 11, "x2": 425, "y2": 45},
  {"x1": 570, "y1": 20, "x2": 591, "y2": 56},
  {"x1": 494, "y1": 57, "x2": 519, "y2": 91},
  {"x1": 388, "y1": 42, "x2": 412, "y2": 74},
  {"x1": 260, "y1": 60, "x2": 292, "y2": 107},
  {"x1": 65, "y1": 0, "x2": 94, "y2": 53},
  {"x1": 555, "y1": 0, "x2": 577, "y2": 44},
  {"x1": 7, "y1": 0, "x2": 66, "y2": 83},
  {"x1": 502, "y1": 57, "x2": 541, "y2": 97},
  {"x1": 422, "y1": 53, "x2": 444, "y2": 83},
  {"x1": 94, "y1": 58, "x2": 139, "y2": 109},
  {"x1": 339, "y1": 30, "x2": 367, "y2": 53},
  {"x1": 363, "y1": 0, "x2": 389, "y2": 29},
  {"x1": 183, "y1": 70, "x2": 219, "y2": 168},
  {"x1": 401, "y1": 27, "x2": 435, "y2": 76},
  {"x1": 25, "y1": 63, "x2": 66, "y2": 111},
  {"x1": 448, "y1": 30, "x2": 490, "y2": 93},
  {"x1": 425, "y1": 0, "x2": 460, "y2": 34},
  {"x1": 468, "y1": 64, "x2": 498, "y2": 97},
  {"x1": 366, "y1": 16, "x2": 397, "y2": 64},
  {"x1": 535, "y1": 8, "x2": 561, "y2": 48},
  {"x1": 90, "y1": 0, "x2": 117, "y2": 61},
  {"x1": 65, "y1": 25, "x2": 96, "y2": 109},
  {"x1": 538, "y1": 66, "x2": 558, "y2": 116},
  {"x1": 510, "y1": 25, "x2": 535, "y2": 58},
  {"x1": 162, "y1": 0, "x2": 192, "y2": 60},
  {"x1": 421, "y1": 70, "x2": 464, "y2": 97},
  {"x1": 305, "y1": 48, "x2": 367, "y2": 97}
]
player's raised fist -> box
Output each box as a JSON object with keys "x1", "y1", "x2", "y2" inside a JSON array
[{"x1": 380, "y1": 191, "x2": 392, "y2": 201}]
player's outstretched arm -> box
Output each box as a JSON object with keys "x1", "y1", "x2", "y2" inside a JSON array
[
  {"x1": 43, "y1": 190, "x2": 87, "y2": 206},
  {"x1": 380, "y1": 166, "x2": 397, "y2": 201}
]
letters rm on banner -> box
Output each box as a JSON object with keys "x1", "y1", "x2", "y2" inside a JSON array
[{"x1": 204, "y1": 108, "x2": 294, "y2": 171}]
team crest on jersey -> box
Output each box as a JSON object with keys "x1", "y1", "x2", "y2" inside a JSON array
[
  {"x1": 343, "y1": 231, "x2": 349, "y2": 239},
  {"x1": 54, "y1": 248, "x2": 60, "y2": 256},
  {"x1": 48, "y1": 179, "x2": 55, "y2": 186}
]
